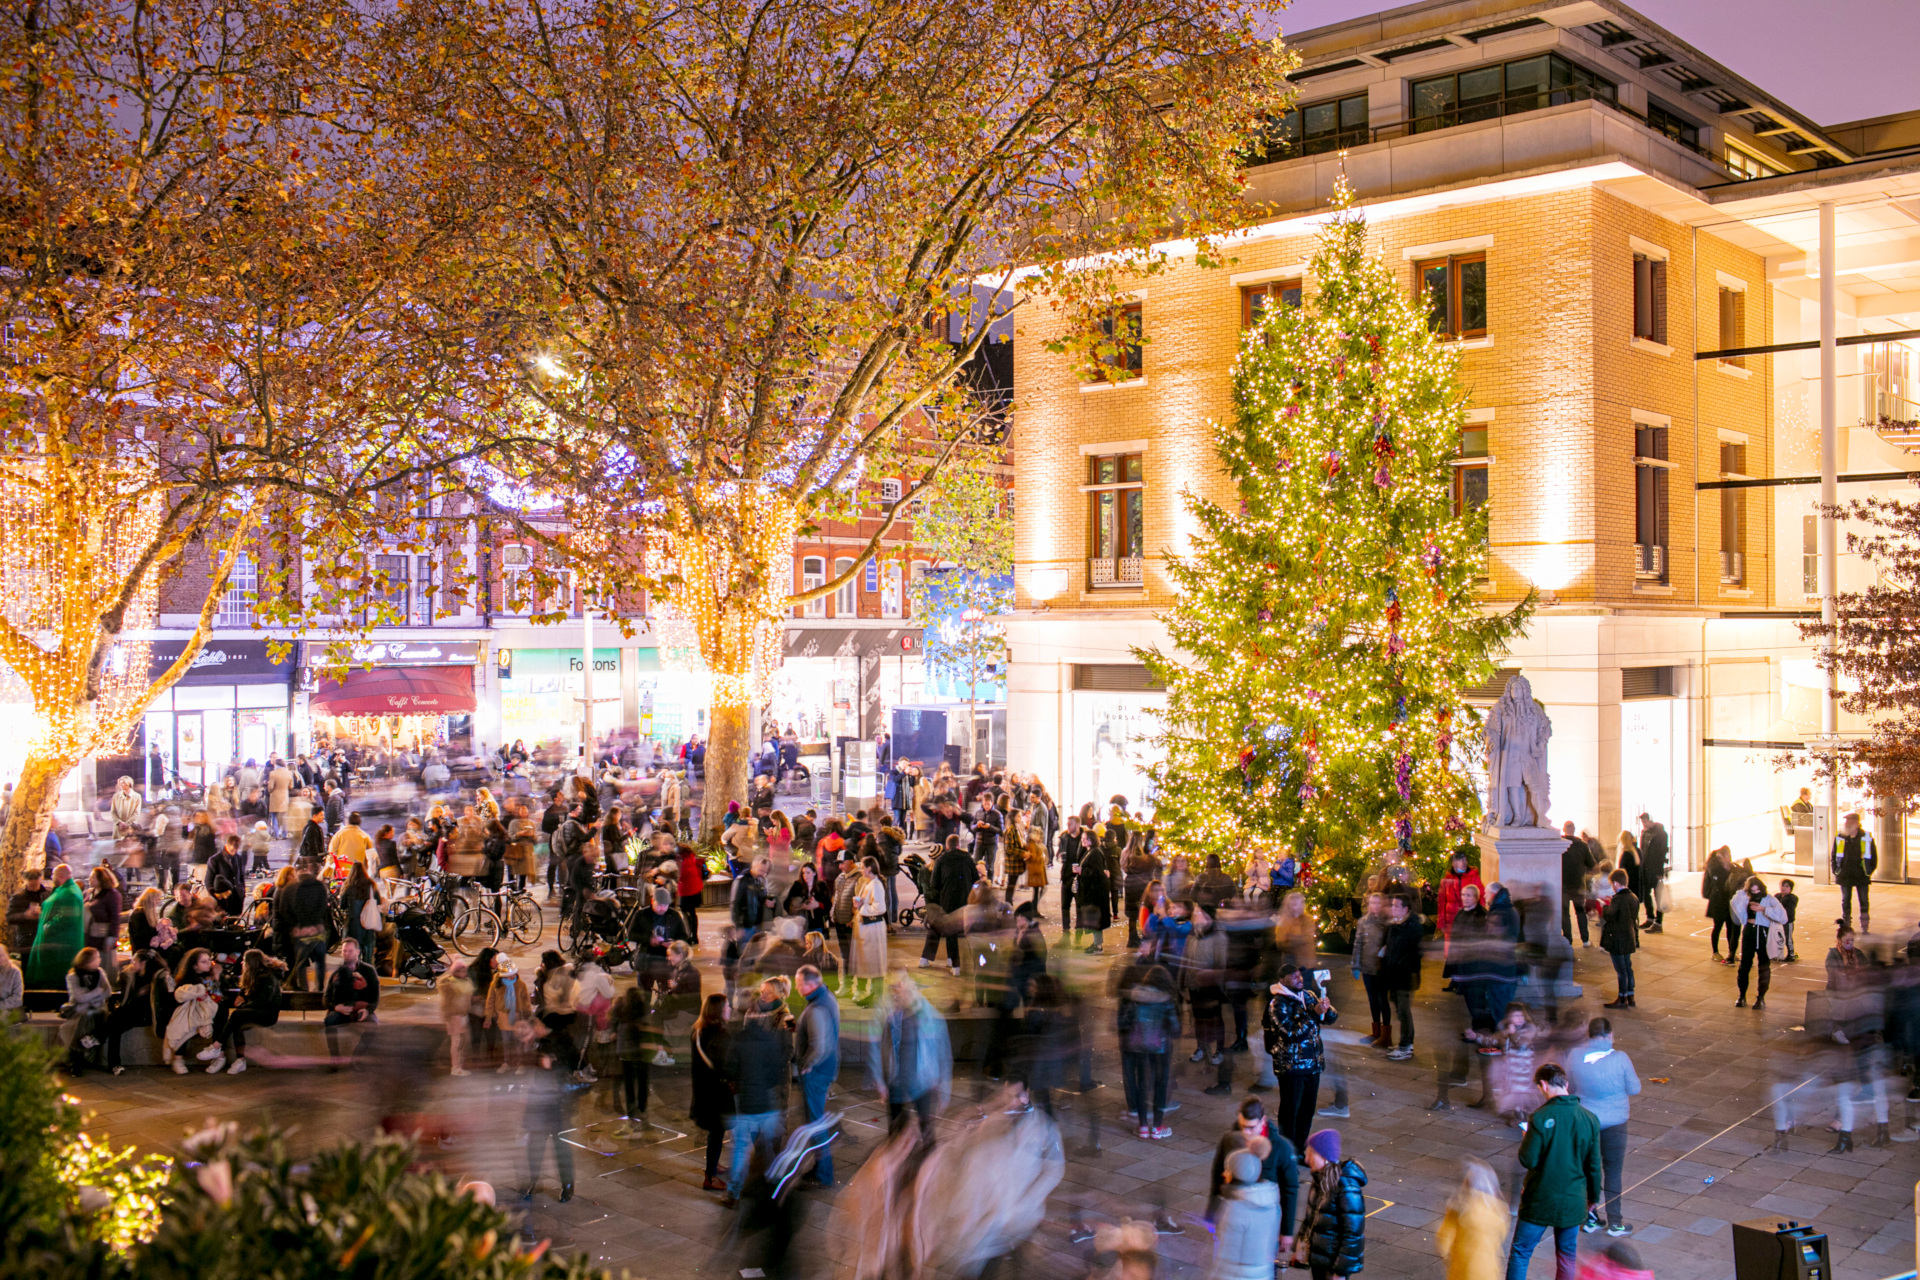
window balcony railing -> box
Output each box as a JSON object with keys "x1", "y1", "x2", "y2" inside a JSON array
[
  {"x1": 1634, "y1": 543, "x2": 1665, "y2": 581},
  {"x1": 1089, "y1": 556, "x2": 1144, "y2": 588},
  {"x1": 1720, "y1": 550, "x2": 1745, "y2": 585},
  {"x1": 1803, "y1": 554, "x2": 1820, "y2": 599}
]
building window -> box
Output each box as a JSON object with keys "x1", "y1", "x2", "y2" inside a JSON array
[
  {"x1": 1719, "y1": 442, "x2": 1747, "y2": 585},
  {"x1": 1250, "y1": 93, "x2": 1369, "y2": 162},
  {"x1": 1087, "y1": 453, "x2": 1145, "y2": 588},
  {"x1": 1634, "y1": 424, "x2": 1670, "y2": 582},
  {"x1": 500, "y1": 544, "x2": 532, "y2": 615},
  {"x1": 834, "y1": 556, "x2": 856, "y2": 618},
  {"x1": 1725, "y1": 146, "x2": 1781, "y2": 181},
  {"x1": 411, "y1": 555, "x2": 433, "y2": 625},
  {"x1": 1453, "y1": 425, "x2": 1489, "y2": 530},
  {"x1": 879, "y1": 477, "x2": 903, "y2": 505},
  {"x1": 1093, "y1": 302, "x2": 1143, "y2": 380},
  {"x1": 909, "y1": 560, "x2": 929, "y2": 618},
  {"x1": 1718, "y1": 285, "x2": 1746, "y2": 368},
  {"x1": 368, "y1": 553, "x2": 409, "y2": 626},
  {"x1": 1410, "y1": 53, "x2": 1612, "y2": 134},
  {"x1": 1417, "y1": 254, "x2": 1487, "y2": 339},
  {"x1": 216, "y1": 552, "x2": 256, "y2": 627},
  {"x1": 1632, "y1": 253, "x2": 1667, "y2": 344},
  {"x1": 1802, "y1": 515, "x2": 1819, "y2": 598},
  {"x1": 1242, "y1": 279, "x2": 1302, "y2": 328},
  {"x1": 1645, "y1": 100, "x2": 1700, "y2": 150},
  {"x1": 800, "y1": 556, "x2": 825, "y2": 618},
  {"x1": 882, "y1": 560, "x2": 903, "y2": 618}
]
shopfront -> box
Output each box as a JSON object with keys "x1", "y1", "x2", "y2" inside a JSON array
[
  {"x1": 141, "y1": 638, "x2": 296, "y2": 795},
  {"x1": 303, "y1": 639, "x2": 482, "y2": 754},
  {"x1": 772, "y1": 625, "x2": 924, "y2": 745},
  {"x1": 497, "y1": 647, "x2": 619, "y2": 754},
  {"x1": 1071, "y1": 688, "x2": 1165, "y2": 817}
]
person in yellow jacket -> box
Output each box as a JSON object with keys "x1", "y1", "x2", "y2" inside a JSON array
[
  {"x1": 1435, "y1": 1158, "x2": 1508, "y2": 1280},
  {"x1": 327, "y1": 812, "x2": 374, "y2": 877}
]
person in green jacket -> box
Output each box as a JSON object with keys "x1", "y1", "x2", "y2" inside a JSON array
[
  {"x1": 26, "y1": 866, "x2": 85, "y2": 989},
  {"x1": 1506, "y1": 1062, "x2": 1602, "y2": 1280}
]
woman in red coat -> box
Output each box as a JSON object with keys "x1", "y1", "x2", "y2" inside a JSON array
[
  {"x1": 1436, "y1": 849, "x2": 1485, "y2": 939},
  {"x1": 675, "y1": 845, "x2": 706, "y2": 944}
]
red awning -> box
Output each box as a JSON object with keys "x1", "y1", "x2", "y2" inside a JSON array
[{"x1": 309, "y1": 665, "x2": 476, "y2": 715}]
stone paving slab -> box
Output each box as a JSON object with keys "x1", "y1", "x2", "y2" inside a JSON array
[{"x1": 45, "y1": 873, "x2": 1920, "y2": 1280}]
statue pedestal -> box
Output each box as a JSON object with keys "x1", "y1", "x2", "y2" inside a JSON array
[{"x1": 1475, "y1": 824, "x2": 1582, "y2": 999}]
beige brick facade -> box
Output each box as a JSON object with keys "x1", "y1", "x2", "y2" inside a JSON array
[{"x1": 1012, "y1": 185, "x2": 1774, "y2": 615}]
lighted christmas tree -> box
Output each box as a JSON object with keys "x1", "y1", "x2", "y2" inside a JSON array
[{"x1": 1142, "y1": 179, "x2": 1531, "y2": 937}]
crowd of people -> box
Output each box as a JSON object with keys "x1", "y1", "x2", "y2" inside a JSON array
[{"x1": 5, "y1": 742, "x2": 1918, "y2": 1280}]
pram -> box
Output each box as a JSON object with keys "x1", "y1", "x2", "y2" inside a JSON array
[
  {"x1": 894, "y1": 850, "x2": 931, "y2": 929},
  {"x1": 558, "y1": 889, "x2": 637, "y2": 968},
  {"x1": 392, "y1": 906, "x2": 450, "y2": 985}
]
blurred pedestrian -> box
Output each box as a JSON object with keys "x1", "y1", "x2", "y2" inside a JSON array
[
  {"x1": 722, "y1": 979, "x2": 793, "y2": 1208},
  {"x1": 691, "y1": 993, "x2": 735, "y2": 1190},
  {"x1": 1117, "y1": 947, "x2": 1180, "y2": 1140},
  {"x1": 1206, "y1": 1148, "x2": 1281, "y2": 1280},
  {"x1": 795, "y1": 964, "x2": 840, "y2": 1186},
  {"x1": 1436, "y1": 1158, "x2": 1508, "y2": 1280}
]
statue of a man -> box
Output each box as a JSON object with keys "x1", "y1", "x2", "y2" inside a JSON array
[{"x1": 1486, "y1": 674, "x2": 1551, "y2": 827}]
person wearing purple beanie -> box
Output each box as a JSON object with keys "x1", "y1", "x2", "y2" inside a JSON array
[{"x1": 1291, "y1": 1128, "x2": 1367, "y2": 1279}]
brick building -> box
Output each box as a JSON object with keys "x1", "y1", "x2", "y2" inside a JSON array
[{"x1": 1006, "y1": 0, "x2": 1920, "y2": 880}]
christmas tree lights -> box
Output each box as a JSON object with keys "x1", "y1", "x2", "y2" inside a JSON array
[{"x1": 1142, "y1": 177, "x2": 1532, "y2": 939}]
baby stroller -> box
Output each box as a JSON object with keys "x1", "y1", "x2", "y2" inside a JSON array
[
  {"x1": 392, "y1": 906, "x2": 449, "y2": 986},
  {"x1": 559, "y1": 890, "x2": 634, "y2": 966},
  {"x1": 894, "y1": 851, "x2": 931, "y2": 929}
]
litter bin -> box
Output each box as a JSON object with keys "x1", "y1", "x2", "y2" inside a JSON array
[{"x1": 1731, "y1": 1218, "x2": 1831, "y2": 1280}]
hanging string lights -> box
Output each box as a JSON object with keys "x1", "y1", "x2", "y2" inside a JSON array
[{"x1": 1142, "y1": 175, "x2": 1532, "y2": 927}]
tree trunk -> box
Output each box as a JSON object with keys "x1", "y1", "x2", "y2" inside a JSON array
[
  {"x1": 1, "y1": 750, "x2": 72, "y2": 899},
  {"x1": 701, "y1": 699, "x2": 751, "y2": 845}
]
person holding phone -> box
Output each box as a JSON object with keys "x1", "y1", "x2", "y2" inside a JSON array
[{"x1": 1263, "y1": 961, "x2": 1338, "y2": 1156}]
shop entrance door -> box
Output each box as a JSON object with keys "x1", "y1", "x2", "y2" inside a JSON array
[{"x1": 175, "y1": 712, "x2": 204, "y2": 790}]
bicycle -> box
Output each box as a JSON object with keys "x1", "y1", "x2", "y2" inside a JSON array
[
  {"x1": 477, "y1": 884, "x2": 543, "y2": 946},
  {"x1": 395, "y1": 872, "x2": 503, "y2": 956}
]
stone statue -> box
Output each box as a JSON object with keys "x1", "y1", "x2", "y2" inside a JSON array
[{"x1": 1486, "y1": 674, "x2": 1551, "y2": 828}]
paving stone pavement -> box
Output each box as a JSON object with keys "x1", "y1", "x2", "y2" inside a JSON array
[{"x1": 53, "y1": 875, "x2": 1920, "y2": 1280}]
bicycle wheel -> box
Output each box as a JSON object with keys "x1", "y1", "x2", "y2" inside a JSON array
[
  {"x1": 556, "y1": 905, "x2": 577, "y2": 954},
  {"x1": 450, "y1": 902, "x2": 501, "y2": 956},
  {"x1": 506, "y1": 894, "x2": 542, "y2": 946}
]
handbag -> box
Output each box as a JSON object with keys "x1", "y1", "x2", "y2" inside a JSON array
[
  {"x1": 359, "y1": 895, "x2": 382, "y2": 931},
  {"x1": 1653, "y1": 880, "x2": 1671, "y2": 915},
  {"x1": 1766, "y1": 922, "x2": 1786, "y2": 961}
]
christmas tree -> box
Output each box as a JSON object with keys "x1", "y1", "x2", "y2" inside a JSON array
[{"x1": 1142, "y1": 179, "x2": 1531, "y2": 939}]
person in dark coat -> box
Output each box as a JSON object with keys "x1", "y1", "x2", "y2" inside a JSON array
[
  {"x1": 1076, "y1": 841, "x2": 1113, "y2": 954},
  {"x1": 1558, "y1": 821, "x2": 1594, "y2": 947},
  {"x1": 1598, "y1": 870, "x2": 1640, "y2": 1010},
  {"x1": 205, "y1": 836, "x2": 246, "y2": 920},
  {"x1": 1207, "y1": 1095, "x2": 1301, "y2": 1254},
  {"x1": 1292, "y1": 1129, "x2": 1366, "y2": 1280},
  {"x1": 689, "y1": 994, "x2": 735, "y2": 1191},
  {"x1": 1702, "y1": 847, "x2": 1737, "y2": 963},
  {"x1": 1507, "y1": 1062, "x2": 1603, "y2": 1280},
  {"x1": 521, "y1": 1046, "x2": 578, "y2": 1203},
  {"x1": 919, "y1": 836, "x2": 978, "y2": 970},
  {"x1": 1636, "y1": 814, "x2": 1668, "y2": 931},
  {"x1": 1379, "y1": 894, "x2": 1423, "y2": 1060}
]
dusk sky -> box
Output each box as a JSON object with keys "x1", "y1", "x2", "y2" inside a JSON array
[{"x1": 1275, "y1": 0, "x2": 1920, "y2": 127}]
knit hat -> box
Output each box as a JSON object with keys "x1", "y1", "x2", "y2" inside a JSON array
[
  {"x1": 1306, "y1": 1129, "x2": 1341, "y2": 1164},
  {"x1": 1225, "y1": 1150, "x2": 1261, "y2": 1184}
]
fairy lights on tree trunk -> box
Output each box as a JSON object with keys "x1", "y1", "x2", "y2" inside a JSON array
[{"x1": 1142, "y1": 178, "x2": 1532, "y2": 938}]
